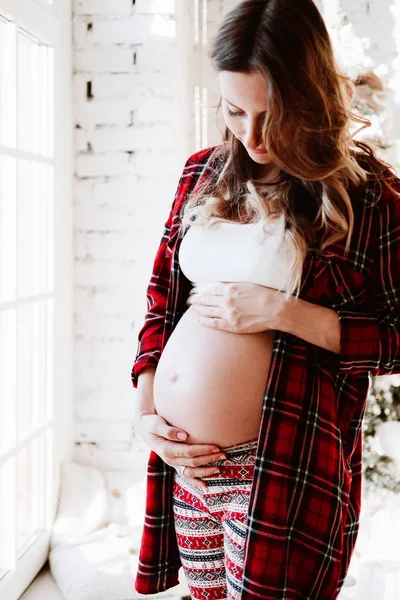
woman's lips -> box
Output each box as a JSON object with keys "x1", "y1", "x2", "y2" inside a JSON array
[{"x1": 250, "y1": 148, "x2": 268, "y2": 154}]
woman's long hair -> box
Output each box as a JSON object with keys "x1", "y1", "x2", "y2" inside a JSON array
[{"x1": 179, "y1": 0, "x2": 399, "y2": 300}]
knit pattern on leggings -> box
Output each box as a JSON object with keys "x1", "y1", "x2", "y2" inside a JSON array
[{"x1": 172, "y1": 440, "x2": 257, "y2": 600}]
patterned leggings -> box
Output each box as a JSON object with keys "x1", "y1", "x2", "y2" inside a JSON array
[{"x1": 172, "y1": 439, "x2": 258, "y2": 600}]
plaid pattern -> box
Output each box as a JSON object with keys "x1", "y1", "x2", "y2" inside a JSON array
[{"x1": 131, "y1": 145, "x2": 400, "y2": 599}]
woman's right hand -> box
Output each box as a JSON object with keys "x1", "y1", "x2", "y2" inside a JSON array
[{"x1": 135, "y1": 413, "x2": 226, "y2": 489}]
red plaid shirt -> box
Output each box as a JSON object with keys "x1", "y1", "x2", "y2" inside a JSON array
[{"x1": 131, "y1": 145, "x2": 400, "y2": 599}]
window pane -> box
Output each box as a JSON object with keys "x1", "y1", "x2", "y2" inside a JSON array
[
  {"x1": 18, "y1": 30, "x2": 54, "y2": 158},
  {"x1": 0, "y1": 457, "x2": 16, "y2": 571},
  {"x1": 16, "y1": 434, "x2": 46, "y2": 553},
  {"x1": 0, "y1": 156, "x2": 17, "y2": 303},
  {"x1": 18, "y1": 161, "x2": 54, "y2": 298},
  {"x1": 17, "y1": 301, "x2": 51, "y2": 440},
  {"x1": 0, "y1": 17, "x2": 17, "y2": 149},
  {"x1": 0, "y1": 0, "x2": 57, "y2": 585},
  {"x1": 0, "y1": 309, "x2": 16, "y2": 455},
  {"x1": 46, "y1": 298, "x2": 54, "y2": 423}
]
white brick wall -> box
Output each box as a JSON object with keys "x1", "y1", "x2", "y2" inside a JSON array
[
  {"x1": 72, "y1": 0, "x2": 196, "y2": 469},
  {"x1": 74, "y1": 0, "x2": 133, "y2": 18}
]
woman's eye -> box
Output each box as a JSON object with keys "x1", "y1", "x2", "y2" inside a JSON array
[{"x1": 227, "y1": 107, "x2": 242, "y2": 117}]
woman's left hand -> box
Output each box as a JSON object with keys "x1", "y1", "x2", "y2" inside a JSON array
[{"x1": 187, "y1": 282, "x2": 285, "y2": 334}]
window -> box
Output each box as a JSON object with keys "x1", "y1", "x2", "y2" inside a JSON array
[{"x1": 0, "y1": 1, "x2": 72, "y2": 598}]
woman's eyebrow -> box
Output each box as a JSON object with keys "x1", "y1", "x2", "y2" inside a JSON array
[
  {"x1": 222, "y1": 96, "x2": 267, "y2": 113},
  {"x1": 222, "y1": 96, "x2": 242, "y2": 109}
]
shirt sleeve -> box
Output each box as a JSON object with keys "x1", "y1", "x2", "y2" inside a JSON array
[
  {"x1": 337, "y1": 181, "x2": 400, "y2": 377},
  {"x1": 130, "y1": 155, "x2": 195, "y2": 389}
]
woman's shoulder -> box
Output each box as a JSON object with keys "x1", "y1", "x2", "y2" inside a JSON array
[
  {"x1": 177, "y1": 144, "x2": 227, "y2": 197},
  {"x1": 184, "y1": 143, "x2": 226, "y2": 171},
  {"x1": 170, "y1": 145, "x2": 226, "y2": 225},
  {"x1": 350, "y1": 152, "x2": 400, "y2": 210},
  {"x1": 378, "y1": 167, "x2": 400, "y2": 210}
]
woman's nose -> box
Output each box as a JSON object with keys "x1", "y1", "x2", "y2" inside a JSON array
[{"x1": 243, "y1": 122, "x2": 262, "y2": 150}]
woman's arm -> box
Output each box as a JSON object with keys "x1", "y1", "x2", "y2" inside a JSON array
[
  {"x1": 131, "y1": 159, "x2": 190, "y2": 388},
  {"x1": 276, "y1": 297, "x2": 341, "y2": 355},
  {"x1": 133, "y1": 367, "x2": 157, "y2": 422},
  {"x1": 277, "y1": 182, "x2": 400, "y2": 377},
  {"x1": 131, "y1": 148, "x2": 215, "y2": 388}
]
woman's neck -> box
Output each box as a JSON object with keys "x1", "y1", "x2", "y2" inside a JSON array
[{"x1": 253, "y1": 163, "x2": 280, "y2": 182}]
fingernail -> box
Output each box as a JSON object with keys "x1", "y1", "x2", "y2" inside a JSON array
[
  {"x1": 177, "y1": 432, "x2": 187, "y2": 440},
  {"x1": 212, "y1": 469, "x2": 221, "y2": 474}
]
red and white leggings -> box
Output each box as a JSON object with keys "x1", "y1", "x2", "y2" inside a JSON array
[{"x1": 172, "y1": 439, "x2": 258, "y2": 600}]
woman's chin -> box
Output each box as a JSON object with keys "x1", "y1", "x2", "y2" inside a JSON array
[{"x1": 248, "y1": 151, "x2": 271, "y2": 164}]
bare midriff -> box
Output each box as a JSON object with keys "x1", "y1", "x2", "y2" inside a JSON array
[{"x1": 153, "y1": 304, "x2": 275, "y2": 448}]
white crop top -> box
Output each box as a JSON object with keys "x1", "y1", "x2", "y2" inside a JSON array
[{"x1": 178, "y1": 213, "x2": 297, "y2": 296}]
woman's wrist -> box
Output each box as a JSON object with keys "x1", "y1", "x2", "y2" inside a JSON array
[
  {"x1": 133, "y1": 408, "x2": 158, "y2": 429},
  {"x1": 276, "y1": 294, "x2": 341, "y2": 354},
  {"x1": 135, "y1": 367, "x2": 157, "y2": 423}
]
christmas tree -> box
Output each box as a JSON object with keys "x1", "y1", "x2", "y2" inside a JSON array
[
  {"x1": 349, "y1": 72, "x2": 400, "y2": 494},
  {"x1": 363, "y1": 375, "x2": 400, "y2": 494}
]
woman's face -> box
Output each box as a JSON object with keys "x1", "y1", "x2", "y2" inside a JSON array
[{"x1": 218, "y1": 70, "x2": 275, "y2": 168}]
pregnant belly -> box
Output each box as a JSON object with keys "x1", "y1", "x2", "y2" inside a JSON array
[{"x1": 153, "y1": 305, "x2": 276, "y2": 448}]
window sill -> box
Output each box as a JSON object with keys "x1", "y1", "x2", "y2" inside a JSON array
[{"x1": 19, "y1": 563, "x2": 63, "y2": 600}]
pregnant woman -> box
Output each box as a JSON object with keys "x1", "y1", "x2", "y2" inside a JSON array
[{"x1": 131, "y1": 1, "x2": 400, "y2": 599}]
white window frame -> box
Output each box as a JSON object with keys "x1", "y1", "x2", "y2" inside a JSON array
[{"x1": 0, "y1": 0, "x2": 73, "y2": 598}]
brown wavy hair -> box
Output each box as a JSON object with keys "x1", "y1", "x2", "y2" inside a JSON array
[{"x1": 179, "y1": 0, "x2": 399, "y2": 300}]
